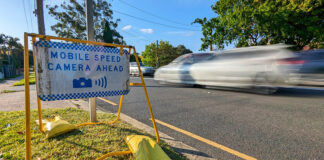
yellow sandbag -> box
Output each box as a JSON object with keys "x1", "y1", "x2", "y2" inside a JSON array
[
  {"x1": 125, "y1": 135, "x2": 171, "y2": 160},
  {"x1": 37, "y1": 116, "x2": 77, "y2": 138}
]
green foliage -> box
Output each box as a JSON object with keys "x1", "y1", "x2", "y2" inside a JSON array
[
  {"x1": 129, "y1": 54, "x2": 142, "y2": 62},
  {"x1": 0, "y1": 34, "x2": 24, "y2": 68},
  {"x1": 0, "y1": 108, "x2": 186, "y2": 159},
  {"x1": 103, "y1": 21, "x2": 113, "y2": 43},
  {"x1": 141, "y1": 41, "x2": 192, "y2": 68},
  {"x1": 47, "y1": 0, "x2": 124, "y2": 43},
  {"x1": 194, "y1": 0, "x2": 324, "y2": 50},
  {"x1": 175, "y1": 45, "x2": 192, "y2": 56},
  {"x1": 0, "y1": 90, "x2": 17, "y2": 94}
]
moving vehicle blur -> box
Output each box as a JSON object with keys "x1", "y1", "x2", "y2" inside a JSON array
[
  {"x1": 129, "y1": 62, "x2": 155, "y2": 76},
  {"x1": 154, "y1": 44, "x2": 299, "y2": 94},
  {"x1": 288, "y1": 49, "x2": 324, "y2": 86}
]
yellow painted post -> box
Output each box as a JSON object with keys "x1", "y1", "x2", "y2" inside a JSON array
[
  {"x1": 31, "y1": 34, "x2": 131, "y2": 49},
  {"x1": 120, "y1": 46, "x2": 123, "y2": 56},
  {"x1": 109, "y1": 95, "x2": 124, "y2": 124},
  {"x1": 24, "y1": 33, "x2": 32, "y2": 160},
  {"x1": 24, "y1": 34, "x2": 160, "y2": 159},
  {"x1": 132, "y1": 47, "x2": 160, "y2": 143},
  {"x1": 32, "y1": 36, "x2": 45, "y2": 134}
]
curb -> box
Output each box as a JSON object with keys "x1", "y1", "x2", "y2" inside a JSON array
[
  {"x1": 115, "y1": 112, "x2": 216, "y2": 160},
  {"x1": 71, "y1": 99, "x2": 216, "y2": 160}
]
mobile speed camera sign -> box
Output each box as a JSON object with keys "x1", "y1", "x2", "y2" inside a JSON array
[{"x1": 34, "y1": 40, "x2": 130, "y2": 101}]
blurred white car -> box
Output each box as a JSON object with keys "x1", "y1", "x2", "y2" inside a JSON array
[
  {"x1": 154, "y1": 44, "x2": 298, "y2": 94},
  {"x1": 129, "y1": 62, "x2": 155, "y2": 76},
  {"x1": 288, "y1": 49, "x2": 324, "y2": 86}
]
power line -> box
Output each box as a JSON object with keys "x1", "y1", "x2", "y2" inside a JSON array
[
  {"x1": 121, "y1": 30, "x2": 151, "y2": 43},
  {"x1": 119, "y1": 22, "x2": 152, "y2": 40},
  {"x1": 28, "y1": 0, "x2": 34, "y2": 32},
  {"x1": 113, "y1": 10, "x2": 200, "y2": 31},
  {"x1": 22, "y1": 0, "x2": 30, "y2": 32},
  {"x1": 118, "y1": 0, "x2": 199, "y2": 28}
]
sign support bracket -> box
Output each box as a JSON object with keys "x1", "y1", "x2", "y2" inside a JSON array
[{"x1": 24, "y1": 33, "x2": 160, "y2": 160}]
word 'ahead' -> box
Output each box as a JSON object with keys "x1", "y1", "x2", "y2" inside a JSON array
[{"x1": 35, "y1": 40, "x2": 130, "y2": 101}]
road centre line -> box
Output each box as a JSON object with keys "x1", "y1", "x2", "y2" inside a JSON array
[
  {"x1": 97, "y1": 97, "x2": 118, "y2": 106},
  {"x1": 154, "y1": 119, "x2": 257, "y2": 160}
]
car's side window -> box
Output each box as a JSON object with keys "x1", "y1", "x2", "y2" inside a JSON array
[
  {"x1": 183, "y1": 56, "x2": 194, "y2": 64},
  {"x1": 318, "y1": 53, "x2": 324, "y2": 60},
  {"x1": 192, "y1": 53, "x2": 213, "y2": 62}
]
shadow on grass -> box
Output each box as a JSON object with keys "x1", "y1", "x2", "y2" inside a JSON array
[
  {"x1": 160, "y1": 145, "x2": 188, "y2": 160},
  {"x1": 47, "y1": 129, "x2": 83, "y2": 141},
  {"x1": 63, "y1": 140, "x2": 103, "y2": 153},
  {"x1": 119, "y1": 127, "x2": 147, "y2": 136}
]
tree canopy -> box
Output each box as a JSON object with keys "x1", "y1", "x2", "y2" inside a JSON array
[
  {"x1": 0, "y1": 34, "x2": 24, "y2": 67},
  {"x1": 47, "y1": 0, "x2": 124, "y2": 43},
  {"x1": 194, "y1": 0, "x2": 324, "y2": 50},
  {"x1": 141, "y1": 41, "x2": 192, "y2": 68}
]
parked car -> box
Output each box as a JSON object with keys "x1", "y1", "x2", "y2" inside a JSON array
[
  {"x1": 129, "y1": 62, "x2": 155, "y2": 76},
  {"x1": 287, "y1": 49, "x2": 324, "y2": 86},
  {"x1": 154, "y1": 44, "x2": 298, "y2": 94}
]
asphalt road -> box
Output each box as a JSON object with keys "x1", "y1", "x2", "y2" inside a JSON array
[{"x1": 97, "y1": 77, "x2": 324, "y2": 160}]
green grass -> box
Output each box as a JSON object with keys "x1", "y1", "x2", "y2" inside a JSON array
[
  {"x1": 0, "y1": 90, "x2": 18, "y2": 94},
  {"x1": 0, "y1": 108, "x2": 186, "y2": 160},
  {"x1": 12, "y1": 72, "x2": 35, "y2": 86}
]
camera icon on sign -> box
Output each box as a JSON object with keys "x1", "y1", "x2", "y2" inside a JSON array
[{"x1": 73, "y1": 77, "x2": 92, "y2": 88}]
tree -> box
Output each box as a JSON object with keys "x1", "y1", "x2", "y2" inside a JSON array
[
  {"x1": 175, "y1": 45, "x2": 192, "y2": 55},
  {"x1": 142, "y1": 41, "x2": 191, "y2": 68},
  {"x1": 47, "y1": 0, "x2": 124, "y2": 43},
  {"x1": 102, "y1": 21, "x2": 124, "y2": 44},
  {"x1": 103, "y1": 21, "x2": 113, "y2": 43},
  {"x1": 194, "y1": 0, "x2": 324, "y2": 50},
  {"x1": 129, "y1": 54, "x2": 142, "y2": 62},
  {"x1": 0, "y1": 34, "x2": 5, "y2": 47},
  {"x1": 7, "y1": 37, "x2": 20, "y2": 65},
  {"x1": 0, "y1": 34, "x2": 24, "y2": 67}
]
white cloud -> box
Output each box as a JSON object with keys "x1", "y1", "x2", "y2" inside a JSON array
[
  {"x1": 140, "y1": 28, "x2": 154, "y2": 34},
  {"x1": 121, "y1": 25, "x2": 132, "y2": 31}
]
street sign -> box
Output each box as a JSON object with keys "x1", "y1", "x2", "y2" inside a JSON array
[{"x1": 34, "y1": 40, "x2": 130, "y2": 101}]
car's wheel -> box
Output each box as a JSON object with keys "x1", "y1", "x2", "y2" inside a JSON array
[{"x1": 253, "y1": 72, "x2": 277, "y2": 94}]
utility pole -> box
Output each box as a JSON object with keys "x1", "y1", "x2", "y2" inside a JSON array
[
  {"x1": 36, "y1": 0, "x2": 45, "y2": 35},
  {"x1": 86, "y1": 0, "x2": 96, "y2": 122},
  {"x1": 156, "y1": 40, "x2": 159, "y2": 68}
]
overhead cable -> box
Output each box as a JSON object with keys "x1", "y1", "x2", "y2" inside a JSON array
[
  {"x1": 113, "y1": 10, "x2": 199, "y2": 31},
  {"x1": 118, "y1": 0, "x2": 199, "y2": 28}
]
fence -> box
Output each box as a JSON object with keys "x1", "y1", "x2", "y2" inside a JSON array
[{"x1": 3, "y1": 65, "x2": 16, "y2": 78}]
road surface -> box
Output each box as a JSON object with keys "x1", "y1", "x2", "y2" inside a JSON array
[{"x1": 97, "y1": 77, "x2": 324, "y2": 160}]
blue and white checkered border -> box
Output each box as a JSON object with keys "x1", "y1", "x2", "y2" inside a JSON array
[
  {"x1": 38, "y1": 90, "x2": 130, "y2": 101},
  {"x1": 35, "y1": 40, "x2": 129, "y2": 55}
]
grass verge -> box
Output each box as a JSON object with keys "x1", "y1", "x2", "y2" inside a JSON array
[
  {"x1": 12, "y1": 72, "x2": 35, "y2": 86},
  {"x1": 0, "y1": 108, "x2": 186, "y2": 160},
  {"x1": 0, "y1": 90, "x2": 18, "y2": 94}
]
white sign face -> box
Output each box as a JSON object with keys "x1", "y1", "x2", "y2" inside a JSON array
[{"x1": 35, "y1": 40, "x2": 130, "y2": 101}]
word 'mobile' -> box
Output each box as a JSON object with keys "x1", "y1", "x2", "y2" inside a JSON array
[{"x1": 35, "y1": 40, "x2": 130, "y2": 101}]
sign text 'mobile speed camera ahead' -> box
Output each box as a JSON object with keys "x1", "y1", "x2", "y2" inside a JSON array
[{"x1": 35, "y1": 41, "x2": 130, "y2": 101}]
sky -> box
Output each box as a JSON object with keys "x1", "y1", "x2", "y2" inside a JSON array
[{"x1": 0, "y1": 0, "x2": 217, "y2": 53}]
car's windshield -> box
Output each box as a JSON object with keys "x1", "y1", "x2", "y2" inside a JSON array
[{"x1": 172, "y1": 53, "x2": 213, "y2": 64}]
